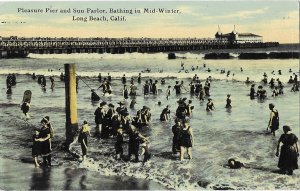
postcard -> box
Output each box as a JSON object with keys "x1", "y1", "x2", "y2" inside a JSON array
[{"x1": 0, "y1": 0, "x2": 299, "y2": 190}]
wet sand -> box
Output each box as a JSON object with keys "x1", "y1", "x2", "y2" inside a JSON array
[{"x1": 0, "y1": 157, "x2": 166, "y2": 190}]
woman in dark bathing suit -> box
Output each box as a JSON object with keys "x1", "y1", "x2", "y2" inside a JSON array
[
  {"x1": 267, "y1": 103, "x2": 279, "y2": 136},
  {"x1": 206, "y1": 98, "x2": 215, "y2": 112},
  {"x1": 37, "y1": 118, "x2": 52, "y2": 167},
  {"x1": 276, "y1": 125, "x2": 299, "y2": 175},
  {"x1": 179, "y1": 121, "x2": 194, "y2": 161}
]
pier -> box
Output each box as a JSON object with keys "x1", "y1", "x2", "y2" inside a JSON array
[{"x1": 0, "y1": 36, "x2": 279, "y2": 58}]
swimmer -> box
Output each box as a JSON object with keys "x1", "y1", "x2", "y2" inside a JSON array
[
  {"x1": 152, "y1": 80, "x2": 158, "y2": 95},
  {"x1": 60, "y1": 72, "x2": 64, "y2": 81},
  {"x1": 225, "y1": 94, "x2": 232, "y2": 108},
  {"x1": 122, "y1": 74, "x2": 126, "y2": 84},
  {"x1": 21, "y1": 98, "x2": 31, "y2": 118},
  {"x1": 98, "y1": 73, "x2": 102, "y2": 82},
  {"x1": 140, "y1": 137, "x2": 151, "y2": 163},
  {"x1": 115, "y1": 128, "x2": 124, "y2": 160},
  {"x1": 206, "y1": 98, "x2": 215, "y2": 112},
  {"x1": 267, "y1": 103, "x2": 279, "y2": 136},
  {"x1": 160, "y1": 105, "x2": 171, "y2": 121},
  {"x1": 50, "y1": 76, "x2": 54, "y2": 89},
  {"x1": 227, "y1": 158, "x2": 245, "y2": 169},
  {"x1": 143, "y1": 81, "x2": 150, "y2": 97},
  {"x1": 91, "y1": 89, "x2": 100, "y2": 101},
  {"x1": 288, "y1": 76, "x2": 294, "y2": 84},
  {"x1": 174, "y1": 81, "x2": 181, "y2": 95},
  {"x1": 166, "y1": 85, "x2": 171, "y2": 100},
  {"x1": 32, "y1": 129, "x2": 40, "y2": 167},
  {"x1": 123, "y1": 85, "x2": 129, "y2": 99},
  {"x1": 130, "y1": 99, "x2": 137, "y2": 109},
  {"x1": 78, "y1": 120, "x2": 91, "y2": 161},
  {"x1": 6, "y1": 86, "x2": 12, "y2": 95},
  {"x1": 172, "y1": 119, "x2": 182, "y2": 154},
  {"x1": 186, "y1": 100, "x2": 194, "y2": 117},
  {"x1": 107, "y1": 73, "x2": 112, "y2": 82},
  {"x1": 138, "y1": 73, "x2": 142, "y2": 84},
  {"x1": 245, "y1": 77, "x2": 251, "y2": 84},
  {"x1": 180, "y1": 120, "x2": 194, "y2": 161}
]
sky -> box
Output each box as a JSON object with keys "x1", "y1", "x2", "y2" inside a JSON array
[{"x1": 0, "y1": 1, "x2": 298, "y2": 43}]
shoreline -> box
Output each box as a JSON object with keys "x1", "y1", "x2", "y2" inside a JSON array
[{"x1": 0, "y1": 156, "x2": 166, "y2": 190}]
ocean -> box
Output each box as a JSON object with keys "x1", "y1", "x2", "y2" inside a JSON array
[{"x1": 0, "y1": 52, "x2": 299, "y2": 190}]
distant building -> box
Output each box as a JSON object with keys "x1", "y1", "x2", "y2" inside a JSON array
[{"x1": 215, "y1": 26, "x2": 263, "y2": 44}]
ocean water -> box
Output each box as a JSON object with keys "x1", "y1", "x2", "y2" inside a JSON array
[{"x1": 0, "y1": 52, "x2": 299, "y2": 189}]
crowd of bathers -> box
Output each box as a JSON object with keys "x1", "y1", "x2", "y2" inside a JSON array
[{"x1": 4, "y1": 64, "x2": 299, "y2": 165}]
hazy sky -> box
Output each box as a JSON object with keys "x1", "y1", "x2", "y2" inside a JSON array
[{"x1": 0, "y1": 1, "x2": 298, "y2": 43}]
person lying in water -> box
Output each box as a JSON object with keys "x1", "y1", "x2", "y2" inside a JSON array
[
  {"x1": 225, "y1": 158, "x2": 282, "y2": 174},
  {"x1": 226, "y1": 158, "x2": 246, "y2": 169}
]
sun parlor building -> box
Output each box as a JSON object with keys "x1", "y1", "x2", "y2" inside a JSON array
[{"x1": 215, "y1": 26, "x2": 263, "y2": 44}]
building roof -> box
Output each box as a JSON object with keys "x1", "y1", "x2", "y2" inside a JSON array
[
  {"x1": 220, "y1": 33, "x2": 232, "y2": 37},
  {"x1": 238, "y1": 33, "x2": 262, "y2": 37},
  {"x1": 218, "y1": 32, "x2": 262, "y2": 38}
]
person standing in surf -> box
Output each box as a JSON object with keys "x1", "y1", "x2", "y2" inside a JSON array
[
  {"x1": 140, "y1": 136, "x2": 151, "y2": 163},
  {"x1": 98, "y1": 73, "x2": 102, "y2": 82},
  {"x1": 225, "y1": 94, "x2": 232, "y2": 108},
  {"x1": 21, "y1": 98, "x2": 31, "y2": 119},
  {"x1": 174, "y1": 81, "x2": 181, "y2": 95},
  {"x1": 49, "y1": 76, "x2": 54, "y2": 90},
  {"x1": 121, "y1": 74, "x2": 126, "y2": 84},
  {"x1": 94, "y1": 101, "x2": 107, "y2": 138},
  {"x1": 137, "y1": 73, "x2": 142, "y2": 84},
  {"x1": 152, "y1": 80, "x2": 158, "y2": 95},
  {"x1": 37, "y1": 118, "x2": 52, "y2": 167},
  {"x1": 123, "y1": 85, "x2": 129, "y2": 100},
  {"x1": 172, "y1": 119, "x2": 182, "y2": 154},
  {"x1": 129, "y1": 82, "x2": 137, "y2": 96},
  {"x1": 186, "y1": 100, "x2": 194, "y2": 118},
  {"x1": 166, "y1": 85, "x2": 171, "y2": 100},
  {"x1": 206, "y1": 98, "x2": 215, "y2": 112},
  {"x1": 128, "y1": 125, "x2": 146, "y2": 162},
  {"x1": 91, "y1": 89, "x2": 100, "y2": 101},
  {"x1": 180, "y1": 120, "x2": 194, "y2": 161},
  {"x1": 160, "y1": 105, "x2": 171, "y2": 121},
  {"x1": 267, "y1": 103, "x2": 279, "y2": 136},
  {"x1": 143, "y1": 81, "x2": 150, "y2": 97},
  {"x1": 32, "y1": 129, "x2": 41, "y2": 167},
  {"x1": 78, "y1": 120, "x2": 91, "y2": 161},
  {"x1": 115, "y1": 128, "x2": 125, "y2": 160},
  {"x1": 250, "y1": 84, "x2": 256, "y2": 99},
  {"x1": 276, "y1": 125, "x2": 299, "y2": 175}
]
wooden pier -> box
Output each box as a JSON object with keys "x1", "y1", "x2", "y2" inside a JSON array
[{"x1": 0, "y1": 36, "x2": 279, "y2": 58}]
